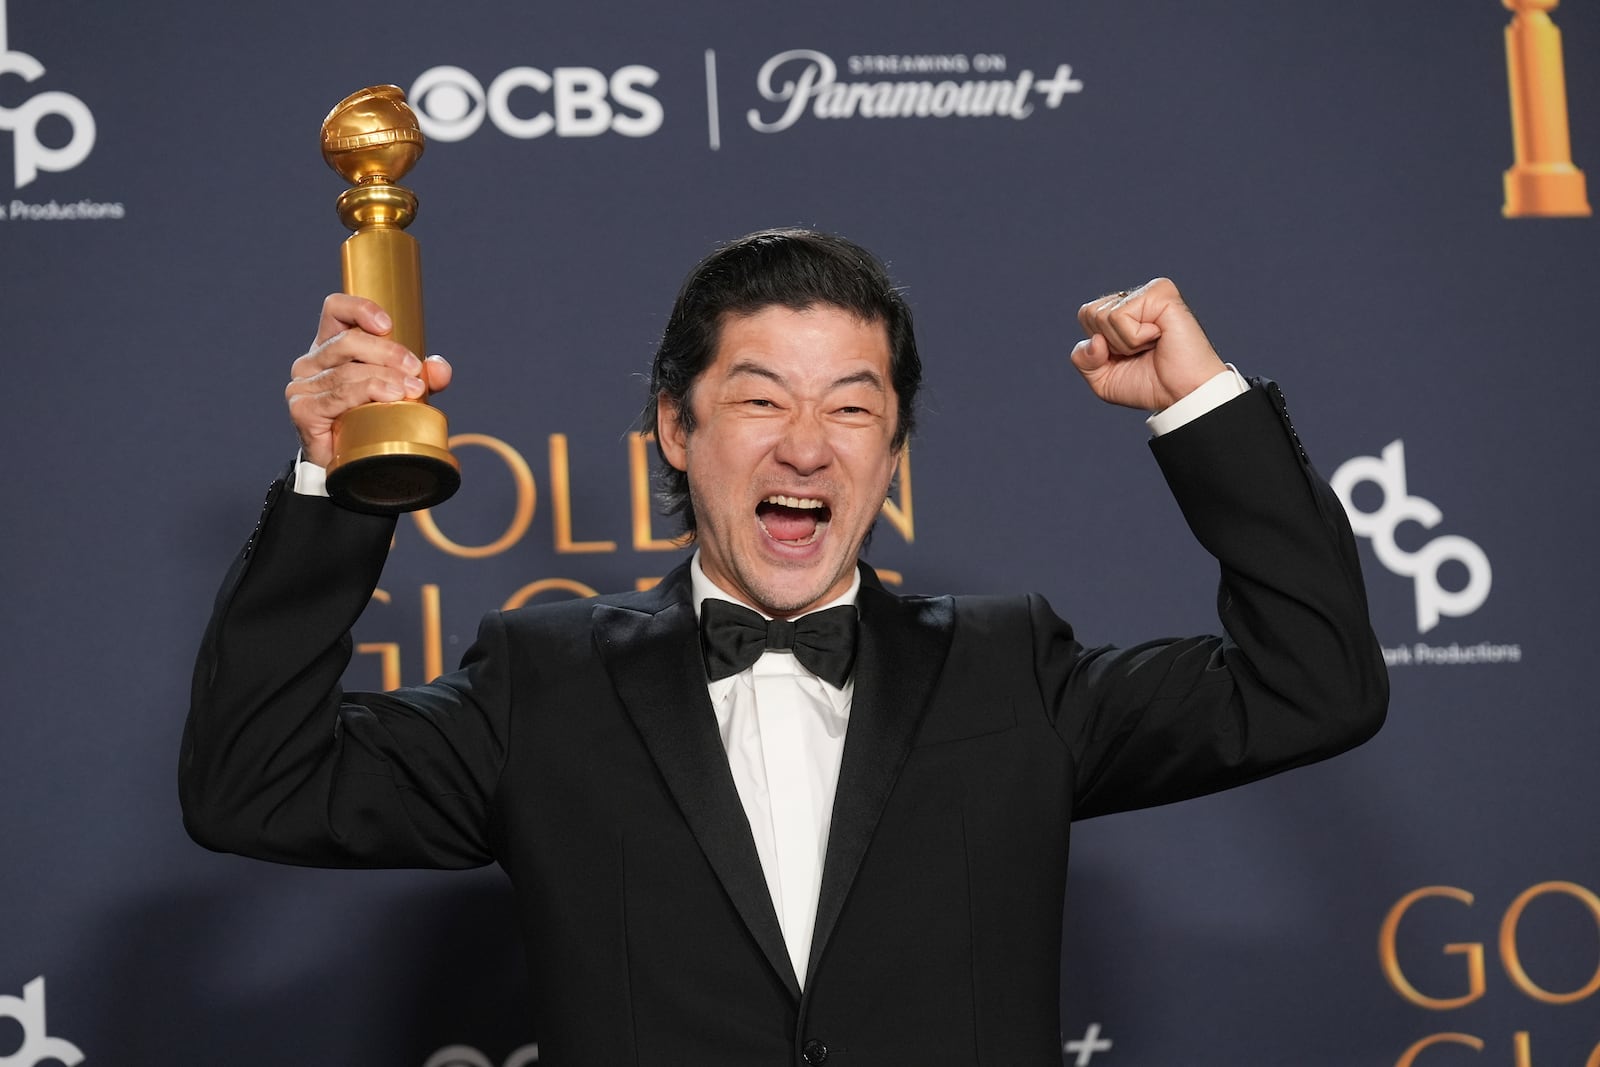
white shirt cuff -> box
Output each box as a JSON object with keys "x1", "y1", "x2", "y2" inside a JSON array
[
  {"x1": 292, "y1": 453, "x2": 330, "y2": 497},
  {"x1": 1145, "y1": 364, "x2": 1248, "y2": 436}
]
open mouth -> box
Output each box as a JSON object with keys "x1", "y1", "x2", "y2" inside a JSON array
[{"x1": 756, "y1": 495, "x2": 832, "y2": 546}]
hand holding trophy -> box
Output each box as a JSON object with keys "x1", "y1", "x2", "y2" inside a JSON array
[{"x1": 318, "y1": 86, "x2": 460, "y2": 513}]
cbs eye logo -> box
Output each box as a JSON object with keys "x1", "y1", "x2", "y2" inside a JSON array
[
  {"x1": 407, "y1": 64, "x2": 662, "y2": 142},
  {"x1": 0, "y1": 3, "x2": 97, "y2": 189}
]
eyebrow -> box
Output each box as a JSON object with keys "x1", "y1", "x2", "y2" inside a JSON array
[{"x1": 726, "y1": 360, "x2": 887, "y2": 393}]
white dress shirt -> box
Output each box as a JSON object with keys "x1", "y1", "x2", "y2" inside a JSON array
[{"x1": 690, "y1": 554, "x2": 856, "y2": 987}]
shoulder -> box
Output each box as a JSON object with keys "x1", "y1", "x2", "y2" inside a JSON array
[
  {"x1": 863, "y1": 575, "x2": 1042, "y2": 641},
  {"x1": 494, "y1": 560, "x2": 692, "y2": 635}
]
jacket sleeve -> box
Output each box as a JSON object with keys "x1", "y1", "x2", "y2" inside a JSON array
[
  {"x1": 180, "y1": 475, "x2": 511, "y2": 868},
  {"x1": 1036, "y1": 380, "x2": 1389, "y2": 818}
]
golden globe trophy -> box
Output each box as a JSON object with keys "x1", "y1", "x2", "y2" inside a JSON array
[{"x1": 320, "y1": 85, "x2": 460, "y2": 513}]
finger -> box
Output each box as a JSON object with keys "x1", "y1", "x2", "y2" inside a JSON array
[
  {"x1": 1076, "y1": 299, "x2": 1098, "y2": 339},
  {"x1": 1077, "y1": 288, "x2": 1140, "y2": 343},
  {"x1": 1140, "y1": 277, "x2": 1182, "y2": 307},
  {"x1": 1084, "y1": 285, "x2": 1158, "y2": 356},
  {"x1": 314, "y1": 293, "x2": 393, "y2": 346},
  {"x1": 1103, "y1": 300, "x2": 1161, "y2": 356},
  {"x1": 1077, "y1": 292, "x2": 1120, "y2": 338},
  {"x1": 1124, "y1": 278, "x2": 1217, "y2": 360},
  {"x1": 1119, "y1": 278, "x2": 1187, "y2": 338},
  {"x1": 292, "y1": 328, "x2": 422, "y2": 380},
  {"x1": 286, "y1": 363, "x2": 422, "y2": 421}
]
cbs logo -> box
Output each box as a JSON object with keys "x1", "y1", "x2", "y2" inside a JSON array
[{"x1": 408, "y1": 64, "x2": 662, "y2": 142}]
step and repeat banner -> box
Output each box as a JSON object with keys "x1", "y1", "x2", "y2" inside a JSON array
[{"x1": 3, "y1": 0, "x2": 1597, "y2": 1064}]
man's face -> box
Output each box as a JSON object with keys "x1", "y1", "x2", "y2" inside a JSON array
[{"x1": 657, "y1": 303, "x2": 900, "y2": 618}]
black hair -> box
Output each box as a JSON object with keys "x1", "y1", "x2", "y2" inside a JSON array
[{"x1": 641, "y1": 228, "x2": 921, "y2": 535}]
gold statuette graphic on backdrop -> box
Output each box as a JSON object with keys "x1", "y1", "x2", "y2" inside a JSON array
[
  {"x1": 320, "y1": 85, "x2": 461, "y2": 513},
  {"x1": 1501, "y1": 0, "x2": 1591, "y2": 217}
]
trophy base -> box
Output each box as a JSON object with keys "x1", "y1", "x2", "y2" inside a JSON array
[
  {"x1": 327, "y1": 401, "x2": 460, "y2": 514},
  {"x1": 1503, "y1": 163, "x2": 1592, "y2": 217}
]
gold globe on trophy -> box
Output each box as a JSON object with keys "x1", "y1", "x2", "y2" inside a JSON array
[{"x1": 320, "y1": 85, "x2": 460, "y2": 513}]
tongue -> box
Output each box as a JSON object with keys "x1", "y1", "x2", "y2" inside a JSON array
[{"x1": 759, "y1": 503, "x2": 821, "y2": 543}]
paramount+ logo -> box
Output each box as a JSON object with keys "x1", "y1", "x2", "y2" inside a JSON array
[
  {"x1": 745, "y1": 49, "x2": 1083, "y2": 134},
  {"x1": 407, "y1": 63, "x2": 662, "y2": 143}
]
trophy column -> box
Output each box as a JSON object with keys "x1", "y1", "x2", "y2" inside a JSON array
[
  {"x1": 1501, "y1": 0, "x2": 1591, "y2": 218},
  {"x1": 320, "y1": 86, "x2": 461, "y2": 513}
]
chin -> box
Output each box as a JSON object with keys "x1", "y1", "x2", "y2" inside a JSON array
[{"x1": 742, "y1": 571, "x2": 835, "y2": 618}]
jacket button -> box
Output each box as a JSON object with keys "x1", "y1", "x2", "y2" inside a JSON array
[{"x1": 802, "y1": 1038, "x2": 829, "y2": 1064}]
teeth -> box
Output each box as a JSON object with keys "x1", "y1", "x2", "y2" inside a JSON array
[{"x1": 763, "y1": 495, "x2": 825, "y2": 509}]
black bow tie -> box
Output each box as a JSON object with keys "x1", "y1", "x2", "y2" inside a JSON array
[{"x1": 699, "y1": 599, "x2": 859, "y2": 688}]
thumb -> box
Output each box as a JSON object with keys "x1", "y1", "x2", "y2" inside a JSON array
[
  {"x1": 1070, "y1": 335, "x2": 1106, "y2": 375},
  {"x1": 423, "y1": 354, "x2": 454, "y2": 394}
]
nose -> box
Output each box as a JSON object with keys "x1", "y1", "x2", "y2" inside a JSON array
[{"x1": 773, "y1": 410, "x2": 833, "y2": 476}]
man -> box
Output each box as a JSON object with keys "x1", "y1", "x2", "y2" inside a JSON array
[{"x1": 182, "y1": 229, "x2": 1386, "y2": 1065}]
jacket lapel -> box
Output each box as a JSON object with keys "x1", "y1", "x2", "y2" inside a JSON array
[
  {"x1": 594, "y1": 564, "x2": 801, "y2": 999},
  {"x1": 805, "y1": 568, "x2": 955, "y2": 982}
]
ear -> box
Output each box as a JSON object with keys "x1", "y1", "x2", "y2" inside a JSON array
[
  {"x1": 656, "y1": 393, "x2": 689, "y2": 472},
  {"x1": 884, "y1": 443, "x2": 903, "y2": 497}
]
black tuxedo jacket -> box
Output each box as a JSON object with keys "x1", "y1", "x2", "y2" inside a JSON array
[{"x1": 182, "y1": 383, "x2": 1386, "y2": 1066}]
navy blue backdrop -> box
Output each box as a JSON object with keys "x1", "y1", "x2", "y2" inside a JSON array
[{"x1": 3, "y1": 1, "x2": 1597, "y2": 1064}]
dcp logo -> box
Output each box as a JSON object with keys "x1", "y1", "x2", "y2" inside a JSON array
[
  {"x1": 408, "y1": 64, "x2": 662, "y2": 142},
  {"x1": 1331, "y1": 439, "x2": 1492, "y2": 634},
  {"x1": 0, "y1": 976, "x2": 84, "y2": 1067},
  {"x1": 0, "y1": 0, "x2": 96, "y2": 188}
]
